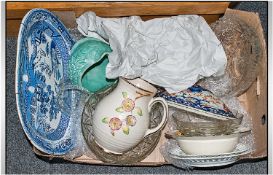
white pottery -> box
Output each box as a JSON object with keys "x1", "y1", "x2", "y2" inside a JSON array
[
  {"x1": 176, "y1": 134, "x2": 239, "y2": 155},
  {"x1": 92, "y1": 78, "x2": 168, "y2": 154},
  {"x1": 167, "y1": 143, "x2": 251, "y2": 167}
]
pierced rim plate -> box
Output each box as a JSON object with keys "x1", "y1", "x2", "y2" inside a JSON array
[
  {"x1": 15, "y1": 8, "x2": 75, "y2": 155},
  {"x1": 175, "y1": 157, "x2": 239, "y2": 168}
]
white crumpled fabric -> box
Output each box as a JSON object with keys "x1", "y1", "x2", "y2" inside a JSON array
[{"x1": 76, "y1": 12, "x2": 227, "y2": 93}]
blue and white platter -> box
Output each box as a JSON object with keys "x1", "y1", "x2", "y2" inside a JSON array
[
  {"x1": 15, "y1": 9, "x2": 75, "y2": 155},
  {"x1": 156, "y1": 85, "x2": 235, "y2": 120}
]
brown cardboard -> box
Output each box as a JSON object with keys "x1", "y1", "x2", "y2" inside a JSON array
[{"x1": 228, "y1": 8, "x2": 268, "y2": 158}]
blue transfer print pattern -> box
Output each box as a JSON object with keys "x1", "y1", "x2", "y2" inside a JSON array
[
  {"x1": 156, "y1": 85, "x2": 235, "y2": 119},
  {"x1": 16, "y1": 9, "x2": 75, "y2": 155}
]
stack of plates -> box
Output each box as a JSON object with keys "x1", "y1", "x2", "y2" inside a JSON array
[{"x1": 167, "y1": 143, "x2": 251, "y2": 167}]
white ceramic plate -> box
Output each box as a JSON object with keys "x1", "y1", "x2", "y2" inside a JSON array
[
  {"x1": 168, "y1": 143, "x2": 250, "y2": 159},
  {"x1": 167, "y1": 143, "x2": 250, "y2": 167}
]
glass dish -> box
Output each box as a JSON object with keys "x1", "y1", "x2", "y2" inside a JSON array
[
  {"x1": 172, "y1": 109, "x2": 243, "y2": 137},
  {"x1": 198, "y1": 13, "x2": 263, "y2": 97}
]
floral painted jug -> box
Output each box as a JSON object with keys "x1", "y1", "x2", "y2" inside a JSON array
[{"x1": 92, "y1": 78, "x2": 168, "y2": 154}]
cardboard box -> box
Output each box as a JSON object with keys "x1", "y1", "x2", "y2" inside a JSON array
[{"x1": 8, "y1": 2, "x2": 267, "y2": 166}]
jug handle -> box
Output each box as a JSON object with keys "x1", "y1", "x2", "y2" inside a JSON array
[{"x1": 144, "y1": 97, "x2": 168, "y2": 137}]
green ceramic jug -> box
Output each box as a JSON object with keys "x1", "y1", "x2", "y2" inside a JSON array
[{"x1": 68, "y1": 37, "x2": 118, "y2": 93}]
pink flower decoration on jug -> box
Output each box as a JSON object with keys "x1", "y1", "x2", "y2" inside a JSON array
[{"x1": 102, "y1": 91, "x2": 144, "y2": 136}]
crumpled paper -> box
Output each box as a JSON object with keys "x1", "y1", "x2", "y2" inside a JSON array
[{"x1": 76, "y1": 12, "x2": 227, "y2": 93}]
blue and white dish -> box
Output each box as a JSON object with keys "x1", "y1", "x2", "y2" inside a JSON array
[
  {"x1": 15, "y1": 9, "x2": 75, "y2": 155},
  {"x1": 156, "y1": 85, "x2": 235, "y2": 120}
]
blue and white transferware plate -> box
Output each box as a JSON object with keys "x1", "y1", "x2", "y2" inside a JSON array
[
  {"x1": 15, "y1": 9, "x2": 75, "y2": 155},
  {"x1": 156, "y1": 85, "x2": 235, "y2": 120}
]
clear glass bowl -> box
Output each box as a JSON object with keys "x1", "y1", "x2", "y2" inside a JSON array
[
  {"x1": 172, "y1": 110, "x2": 243, "y2": 137},
  {"x1": 198, "y1": 13, "x2": 263, "y2": 97}
]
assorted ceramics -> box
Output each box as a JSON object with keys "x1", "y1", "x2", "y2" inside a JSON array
[
  {"x1": 68, "y1": 37, "x2": 118, "y2": 93},
  {"x1": 15, "y1": 8, "x2": 75, "y2": 155},
  {"x1": 156, "y1": 85, "x2": 236, "y2": 120},
  {"x1": 15, "y1": 8, "x2": 252, "y2": 167},
  {"x1": 167, "y1": 143, "x2": 251, "y2": 167},
  {"x1": 92, "y1": 78, "x2": 168, "y2": 154},
  {"x1": 82, "y1": 91, "x2": 163, "y2": 164}
]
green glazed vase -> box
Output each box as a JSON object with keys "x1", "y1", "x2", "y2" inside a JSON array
[{"x1": 68, "y1": 37, "x2": 118, "y2": 93}]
